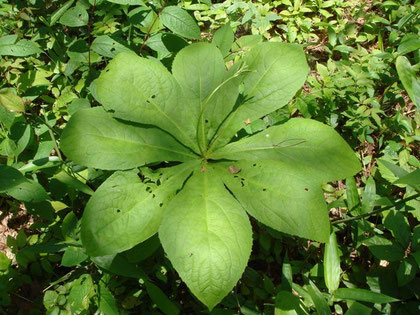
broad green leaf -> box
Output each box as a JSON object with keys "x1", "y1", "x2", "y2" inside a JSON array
[
  {"x1": 212, "y1": 118, "x2": 361, "y2": 182},
  {"x1": 363, "y1": 235, "x2": 405, "y2": 262},
  {"x1": 91, "y1": 35, "x2": 133, "y2": 58},
  {"x1": 324, "y1": 231, "x2": 341, "y2": 293},
  {"x1": 394, "y1": 169, "x2": 420, "y2": 188},
  {"x1": 7, "y1": 118, "x2": 32, "y2": 158},
  {"x1": 0, "y1": 35, "x2": 41, "y2": 56},
  {"x1": 96, "y1": 52, "x2": 199, "y2": 151},
  {"x1": 160, "y1": 6, "x2": 201, "y2": 40},
  {"x1": 0, "y1": 164, "x2": 27, "y2": 190},
  {"x1": 384, "y1": 210, "x2": 411, "y2": 248},
  {"x1": 397, "y1": 257, "x2": 418, "y2": 287},
  {"x1": 412, "y1": 251, "x2": 420, "y2": 267},
  {"x1": 125, "y1": 235, "x2": 160, "y2": 263},
  {"x1": 412, "y1": 225, "x2": 420, "y2": 252},
  {"x1": 0, "y1": 90, "x2": 25, "y2": 113},
  {"x1": 98, "y1": 283, "x2": 119, "y2": 315},
  {"x1": 172, "y1": 43, "x2": 240, "y2": 152},
  {"x1": 147, "y1": 33, "x2": 188, "y2": 57},
  {"x1": 61, "y1": 246, "x2": 88, "y2": 267},
  {"x1": 92, "y1": 252, "x2": 146, "y2": 278},
  {"x1": 59, "y1": 5, "x2": 89, "y2": 27},
  {"x1": 0, "y1": 165, "x2": 48, "y2": 202},
  {"x1": 334, "y1": 288, "x2": 398, "y2": 303},
  {"x1": 159, "y1": 169, "x2": 252, "y2": 310},
  {"x1": 344, "y1": 301, "x2": 372, "y2": 315},
  {"x1": 145, "y1": 280, "x2": 180, "y2": 315},
  {"x1": 377, "y1": 159, "x2": 408, "y2": 180},
  {"x1": 0, "y1": 103, "x2": 16, "y2": 127},
  {"x1": 216, "y1": 160, "x2": 330, "y2": 243},
  {"x1": 106, "y1": 0, "x2": 144, "y2": 4},
  {"x1": 67, "y1": 39, "x2": 100, "y2": 63},
  {"x1": 43, "y1": 290, "x2": 58, "y2": 310},
  {"x1": 396, "y1": 56, "x2": 420, "y2": 108},
  {"x1": 275, "y1": 291, "x2": 308, "y2": 315},
  {"x1": 54, "y1": 170, "x2": 94, "y2": 195},
  {"x1": 60, "y1": 107, "x2": 197, "y2": 170},
  {"x1": 67, "y1": 274, "x2": 94, "y2": 313},
  {"x1": 0, "y1": 252, "x2": 11, "y2": 271},
  {"x1": 307, "y1": 281, "x2": 331, "y2": 315},
  {"x1": 81, "y1": 162, "x2": 196, "y2": 256},
  {"x1": 213, "y1": 23, "x2": 235, "y2": 57},
  {"x1": 68, "y1": 98, "x2": 90, "y2": 115},
  {"x1": 398, "y1": 36, "x2": 420, "y2": 55},
  {"x1": 208, "y1": 42, "x2": 309, "y2": 150}
]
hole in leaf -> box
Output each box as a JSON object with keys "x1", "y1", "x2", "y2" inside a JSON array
[
  {"x1": 205, "y1": 119, "x2": 209, "y2": 123},
  {"x1": 253, "y1": 163, "x2": 256, "y2": 167},
  {"x1": 116, "y1": 209, "x2": 121, "y2": 213},
  {"x1": 262, "y1": 188, "x2": 266, "y2": 191},
  {"x1": 152, "y1": 194, "x2": 155, "y2": 198},
  {"x1": 151, "y1": 94, "x2": 156, "y2": 99},
  {"x1": 110, "y1": 47, "x2": 116, "y2": 52},
  {"x1": 159, "y1": 202, "x2": 163, "y2": 207},
  {"x1": 304, "y1": 188, "x2": 309, "y2": 191}
]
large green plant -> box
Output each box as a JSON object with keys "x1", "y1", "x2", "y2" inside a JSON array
[{"x1": 60, "y1": 41, "x2": 360, "y2": 309}]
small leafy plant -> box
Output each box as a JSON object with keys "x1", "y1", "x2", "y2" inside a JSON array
[{"x1": 60, "y1": 40, "x2": 360, "y2": 309}]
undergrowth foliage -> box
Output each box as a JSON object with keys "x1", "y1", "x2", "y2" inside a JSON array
[
  {"x1": 0, "y1": 0, "x2": 419, "y2": 313},
  {"x1": 60, "y1": 41, "x2": 360, "y2": 308}
]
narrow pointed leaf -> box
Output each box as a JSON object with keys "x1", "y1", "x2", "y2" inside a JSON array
[
  {"x1": 159, "y1": 169, "x2": 252, "y2": 310},
  {"x1": 61, "y1": 107, "x2": 197, "y2": 170},
  {"x1": 346, "y1": 177, "x2": 362, "y2": 215},
  {"x1": 334, "y1": 288, "x2": 398, "y2": 303},
  {"x1": 209, "y1": 42, "x2": 309, "y2": 149},
  {"x1": 396, "y1": 56, "x2": 420, "y2": 108},
  {"x1": 307, "y1": 281, "x2": 331, "y2": 315},
  {"x1": 217, "y1": 160, "x2": 330, "y2": 243},
  {"x1": 212, "y1": 118, "x2": 360, "y2": 182},
  {"x1": 361, "y1": 177, "x2": 376, "y2": 213},
  {"x1": 96, "y1": 52, "x2": 199, "y2": 151},
  {"x1": 324, "y1": 231, "x2": 341, "y2": 293},
  {"x1": 81, "y1": 162, "x2": 196, "y2": 256},
  {"x1": 281, "y1": 252, "x2": 293, "y2": 292}
]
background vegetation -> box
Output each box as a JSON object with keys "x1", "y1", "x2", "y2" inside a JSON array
[{"x1": 0, "y1": 0, "x2": 419, "y2": 314}]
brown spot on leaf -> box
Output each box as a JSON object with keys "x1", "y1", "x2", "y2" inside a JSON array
[
  {"x1": 243, "y1": 118, "x2": 251, "y2": 125},
  {"x1": 200, "y1": 167, "x2": 207, "y2": 172},
  {"x1": 228, "y1": 165, "x2": 241, "y2": 174}
]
